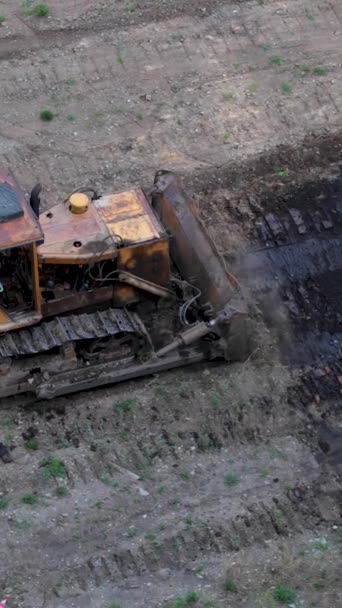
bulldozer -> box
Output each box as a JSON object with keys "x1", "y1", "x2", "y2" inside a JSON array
[{"x1": 0, "y1": 168, "x2": 250, "y2": 402}]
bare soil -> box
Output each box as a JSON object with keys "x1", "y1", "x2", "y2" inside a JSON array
[{"x1": 0, "y1": 1, "x2": 342, "y2": 607}]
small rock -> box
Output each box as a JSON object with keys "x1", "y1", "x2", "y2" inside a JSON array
[{"x1": 138, "y1": 487, "x2": 149, "y2": 496}]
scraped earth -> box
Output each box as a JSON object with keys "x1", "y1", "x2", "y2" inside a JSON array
[{"x1": 0, "y1": 1, "x2": 342, "y2": 607}]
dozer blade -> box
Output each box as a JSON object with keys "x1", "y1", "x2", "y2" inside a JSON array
[{"x1": 152, "y1": 170, "x2": 246, "y2": 316}]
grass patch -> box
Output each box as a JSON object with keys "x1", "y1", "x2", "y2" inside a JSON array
[
  {"x1": 179, "y1": 469, "x2": 190, "y2": 481},
  {"x1": 65, "y1": 77, "x2": 77, "y2": 85},
  {"x1": 67, "y1": 114, "x2": 76, "y2": 121},
  {"x1": 158, "y1": 484, "x2": 166, "y2": 494},
  {"x1": 273, "y1": 166, "x2": 289, "y2": 177},
  {"x1": 127, "y1": 526, "x2": 138, "y2": 538},
  {"x1": 222, "y1": 90, "x2": 236, "y2": 102},
  {"x1": 259, "y1": 467, "x2": 272, "y2": 478},
  {"x1": 209, "y1": 393, "x2": 222, "y2": 408},
  {"x1": 42, "y1": 456, "x2": 66, "y2": 480},
  {"x1": 55, "y1": 486, "x2": 68, "y2": 498},
  {"x1": 114, "y1": 41, "x2": 125, "y2": 65},
  {"x1": 311, "y1": 538, "x2": 329, "y2": 552},
  {"x1": 305, "y1": 8, "x2": 315, "y2": 21},
  {"x1": 223, "y1": 132, "x2": 231, "y2": 142},
  {"x1": 116, "y1": 397, "x2": 137, "y2": 413},
  {"x1": 273, "y1": 584, "x2": 296, "y2": 604},
  {"x1": 0, "y1": 498, "x2": 9, "y2": 510},
  {"x1": 127, "y1": 3, "x2": 136, "y2": 12},
  {"x1": 0, "y1": 15, "x2": 6, "y2": 25},
  {"x1": 109, "y1": 603, "x2": 121, "y2": 608},
  {"x1": 171, "y1": 592, "x2": 199, "y2": 608},
  {"x1": 32, "y1": 3, "x2": 49, "y2": 17},
  {"x1": 136, "y1": 111, "x2": 144, "y2": 120},
  {"x1": 21, "y1": 494, "x2": 38, "y2": 506},
  {"x1": 40, "y1": 109, "x2": 54, "y2": 122},
  {"x1": 25, "y1": 437, "x2": 39, "y2": 450},
  {"x1": 312, "y1": 66, "x2": 329, "y2": 76},
  {"x1": 185, "y1": 513, "x2": 193, "y2": 529},
  {"x1": 269, "y1": 55, "x2": 283, "y2": 65},
  {"x1": 247, "y1": 82, "x2": 259, "y2": 92},
  {"x1": 224, "y1": 580, "x2": 238, "y2": 593},
  {"x1": 280, "y1": 82, "x2": 292, "y2": 95},
  {"x1": 224, "y1": 472, "x2": 240, "y2": 487}
]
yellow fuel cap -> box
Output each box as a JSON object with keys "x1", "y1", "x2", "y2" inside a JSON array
[{"x1": 69, "y1": 192, "x2": 89, "y2": 214}]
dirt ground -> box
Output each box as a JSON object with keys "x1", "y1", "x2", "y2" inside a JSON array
[{"x1": 0, "y1": 0, "x2": 342, "y2": 607}]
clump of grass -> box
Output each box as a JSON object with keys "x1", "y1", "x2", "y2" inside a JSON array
[
  {"x1": 109, "y1": 603, "x2": 121, "y2": 608},
  {"x1": 259, "y1": 467, "x2": 271, "y2": 478},
  {"x1": 223, "y1": 132, "x2": 231, "y2": 142},
  {"x1": 222, "y1": 90, "x2": 236, "y2": 102},
  {"x1": 171, "y1": 592, "x2": 199, "y2": 608},
  {"x1": 32, "y1": 4, "x2": 49, "y2": 17},
  {"x1": 40, "y1": 109, "x2": 54, "y2": 122},
  {"x1": 21, "y1": 494, "x2": 38, "y2": 506},
  {"x1": 0, "y1": 498, "x2": 9, "y2": 510},
  {"x1": 311, "y1": 538, "x2": 329, "y2": 552},
  {"x1": 136, "y1": 111, "x2": 144, "y2": 120},
  {"x1": 127, "y1": 3, "x2": 136, "y2": 12},
  {"x1": 185, "y1": 592, "x2": 199, "y2": 604},
  {"x1": 67, "y1": 113, "x2": 76, "y2": 121},
  {"x1": 127, "y1": 526, "x2": 138, "y2": 538},
  {"x1": 312, "y1": 66, "x2": 328, "y2": 76},
  {"x1": 209, "y1": 393, "x2": 222, "y2": 408},
  {"x1": 224, "y1": 472, "x2": 240, "y2": 486},
  {"x1": 158, "y1": 484, "x2": 166, "y2": 494},
  {"x1": 179, "y1": 469, "x2": 190, "y2": 481},
  {"x1": 185, "y1": 513, "x2": 193, "y2": 529},
  {"x1": 65, "y1": 77, "x2": 76, "y2": 85},
  {"x1": 305, "y1": 8, "x2": 315, "y2": 21},
  {"x1": 273, "y1": 166, "x2": 289, "y2": 177},
  {"x1": 269, "y1": 55, "x2": 283, "y2": 65},
  {"x1": 25, "y1": 437, "x2": 39, "y2": 450},
  {"x1": 55, "y1": 486, "x2": 68, "y2": 498},
  {"x1": 116, "y1": 397, "x2": 137, "y2": 413},
  {"x1": 280, "y1": 82, "x2": 292, "y2": 95},
  {"x1": 273, "y1": 584, "x2": 296, "y2": 604},
  {"x1": 41, "y1": 456, "x2": 66, "y2": 480},
  {"x1": 224, "y1": 580, "x2": 238, "y2": 593},
  {"x1": 0, "y1": 15, "x2": 6, "y2": 25}
]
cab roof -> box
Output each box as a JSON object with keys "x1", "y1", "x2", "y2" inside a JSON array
[{"x1": 0, "y1": 169, "x2": 43, "y2": 250}]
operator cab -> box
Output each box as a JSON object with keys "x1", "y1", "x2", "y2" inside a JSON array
[{"x1": 0, "y1": 170, "x2": 43, "y2": 330}]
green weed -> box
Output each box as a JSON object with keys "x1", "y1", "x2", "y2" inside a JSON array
[
  {"x1": 67, "y1": 114, "x2": 76, "y2": 121},
  {"x1": 179, "y1": 469, "x2": 190, "y2": 481},
  {"x1": 273, "y1": 166, "x2": 289, "y2": 177},
  {"x1": 185, "y1": 513, "x2": 193, "y2": 529},
  {"x1": 269, "y1": 55, "x2": 283, "y2": 65},
  {"x1": 41, "y1": 456, "x2": 66, "y2": 480},
  {"x1": 209, "y1": 393, "x2": 222, "y2": 408},
  {"x1": 127, "y1": 527, "x2": 138, "y2": 538},
  {"x1": 21, "y1": 494, "x2": 38, "y2": 506},
  {"x1": 273, "y1": 585, "x2": 296, "y2": 604},
  {"x1": 32, "y1": 4, "x2": 49, "y2": 17},
  {"x1": 280, "y1": 82, "x2": 292, "y2": 95},
  {"x1": 25, "y1": 437, "x2": 39, "y2": 450},
  {"x1": 116, "y1": 397, "x2": 137, "y2": 413},
  {"x1": 0, "y1": 498, "x2": 9, "y2": 510},
  {"x1": 55, "y1": 486, "x2": 68, "y2": 498},
  {"x1": 222, "y1": 90, "x2": 236, "y2": 102},
  {"x1": 224, "y1": 472, "x2": 240, "y2": 487},
  {"x1": 224, "y1": 580, "x2": 238, "y2": 593},
  {"x1": 40, "y1": 109, "x2": 54, "y2": 122},
  {"x1": 305, "y1": 8, "x2": 315, "y2": 21},
  {"x1": 0, "y1": 15, "x2": 6, "y2": 25}
]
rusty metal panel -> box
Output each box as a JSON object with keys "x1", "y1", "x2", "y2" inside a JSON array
[
  {"x1": 94, "y1": 188, "x2": 166, "y2": 245},
  {"x1": 0, "y1": 169, "x2": 43, "y2": 250},
  {"x1": 118, "y1": 239, "x2": 170, "y2": 287},
  {"x1": 38, "y1": 200, "x2": 115, "y2": 264}
]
